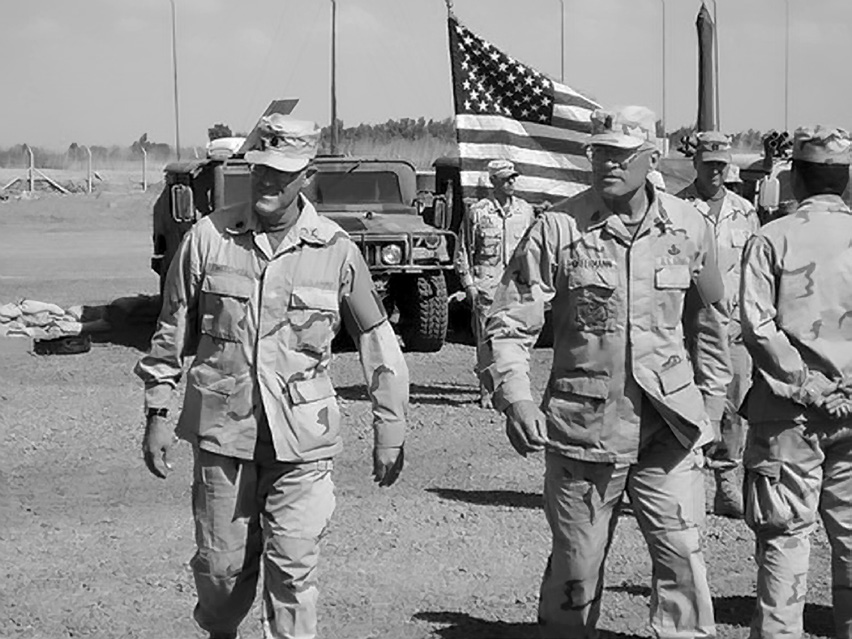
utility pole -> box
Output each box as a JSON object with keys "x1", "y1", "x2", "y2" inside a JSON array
[
  {"x1": 660, "y1": 0, "x2": 666, "y2": 150},
  {"x1": 784, "y1": 0, "x2": 790, "y2": 131},
  {"x1": 712, "y1": 0, "x2": 720, "y2": 130},
  {"x1": 330, "y1": 0, "x2": 339, "y2": 155},
  {"x1": 170, "y1": 0, "x2": 181, "y2": 161},
  {"x1": 559, "y1": 0, "x2": 565, "y2": 82}
]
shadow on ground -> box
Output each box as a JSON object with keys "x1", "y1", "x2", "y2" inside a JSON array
[
  {"x1": 427, "y1": 487, "x2": 543, "y2": 509},
  {"x1": 607, "y1": 586, "x2": 835, "y2": 637},
  {"x1": 414, "y1": 611, "x2": 645, "y2": 639},
  {"x1": 336, "y1": 382, "x2": 479, "y2": 406}
]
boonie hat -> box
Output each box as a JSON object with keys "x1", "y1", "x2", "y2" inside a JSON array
[
  {"x1": 244, "y1": 115, "x2": 320, "y2": 172},
  {"x1": 589, "y1": 106, "x2": 657, "y2": 149},
  {"x1": 791, "y1": 126, "x2": 852, "y2": 165},
  {"x1": 695, "y1": 131, "x2": 732, "y2": 163},
  {"x1": 723, "y1": 164, "x2": 742, "y2": 184},
  {"x1": 487, "y1": 159, "x2": 519, "y2": 180}
]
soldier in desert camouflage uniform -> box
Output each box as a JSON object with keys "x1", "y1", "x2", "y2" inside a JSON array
[
  {"x1": 740, "y1": 126, "x2": 852, "y2": 639},
  {"x1": 135, "y1": 115, "x2": 408, "y2": 639},
  {"x1": 455, "y1": 159, "x2": 536, "y2": 407},
  {"x1": 677, "y1": 131, "x2": 761, "y2": 518},
  {"x1": 481, "y1": 106, "x2": 731, "y2": 639}
]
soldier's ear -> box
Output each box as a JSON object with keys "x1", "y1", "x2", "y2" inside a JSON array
[{"x1": 647, "y1": 149, "x2": 661, "y2": 171}]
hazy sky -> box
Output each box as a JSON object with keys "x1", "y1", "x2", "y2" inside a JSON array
[{"x1": 2, "y1": 0, "x2": 850, "y2": 149}]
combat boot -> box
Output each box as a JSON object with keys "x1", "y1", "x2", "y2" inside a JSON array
[{"x1": 713, "y1": 468, "x2": 744, "y2": 519}]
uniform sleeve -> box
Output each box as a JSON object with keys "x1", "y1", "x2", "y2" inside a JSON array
[
  {"x1": 134, "y1": 229, "x2": 202, "y2": 410},
  {"x1": 739, "y1": 234, "x2": 833, "y2": 404},
  {"x1": 453, "y1": 201, "x2": 477, "y2": 289},
  {"x1": 480, "y1": 216, "x2": 557, "y2": 411},
  {"x1": 684, "y1": 222, "x2": 732, "y2": 421},
  {"x1": 340, "y1": 244, "x2": 408, "y2": 449}
]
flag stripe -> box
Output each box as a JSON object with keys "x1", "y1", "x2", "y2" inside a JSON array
[
  {"x1": 458, "y1": 144, "x2": 591, "y2": 174},
  {"x1": 461, "y1": 172, "x2": 589, "y2": 198},
  {"x1": 553, "y1": 83, "x2": 600, "y2": 112},
  {"x1": 456, "y1": 114, "x2": 591, "y2": 144},
  {"x1": 460, "y1": 158, "x2": 592, "y2": 185},
  {"x1": 458, "y1": 130, "x2": 590, "y2": 162}
]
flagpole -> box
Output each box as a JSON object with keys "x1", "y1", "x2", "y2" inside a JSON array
[
  {"x1": 660, "y1": 0, "x2": 666, "y2": 151},
  {"x1": 559, "y1": 0, "x2": 565, "y2": 82},
  {"x1": 784, "y1": 0, "x2": 789, "y2": 131},
  {"x1": 712, "y1": 0, "x2": 720, "y2": 130}
]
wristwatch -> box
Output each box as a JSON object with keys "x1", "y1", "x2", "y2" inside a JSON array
[{"x1": 146, "y1": 407, "x2": 169, "y2": 419}]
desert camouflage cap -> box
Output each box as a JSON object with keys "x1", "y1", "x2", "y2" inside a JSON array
[
  {"x1": 695, "y1": 131, "x2": 732, "y2": 163},
  {"x1": 487, "y1": 159, "x2": 519, "y2": 180},
  {"x1": 724, "y1": 164, "x2": 742, "y2": 184},
  {"x1": 589, "y1": 106, "x2": 657, "y2": 149},
  {"x1": 792, "y1": 126, "x2": 852, "y2": 165},
  {"x1": 244, "y1": 114, "x2": 320, "y2": 172}
]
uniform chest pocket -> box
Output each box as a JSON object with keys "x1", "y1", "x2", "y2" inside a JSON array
[
  {"x1": 476, "y1": 221, "x2": 502, "y2": 261},
  {"x1": 654, "y1": 263, "x2": 691, "y2": 329},
  {"x1": 730, "y1": 228, "x2": 751, "y2": 248},
  {"x1": 289, "y1": 287, "x2": 340, "y2": 355},
  {"x1": 200, "y1": 272, "x2": 254, "y2": 342},
  {"x1": 567, "y1": 268, "x2": 619, "y2": 334}
]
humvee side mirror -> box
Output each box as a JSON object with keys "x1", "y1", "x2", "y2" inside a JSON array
[
  {"x1": 758, "y1": 176, "x2": 780, "y2": 210},
  {"x1": 171, "y1": 184, "x2": 196, "y2": 223},
  {"x1": 431, "y1": 195, "x2": 450, "y2": 231}
]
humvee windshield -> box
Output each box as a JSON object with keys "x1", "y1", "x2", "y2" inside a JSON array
[{"x1": 311, "y1": 171, "x2": 403, "y2": 205}]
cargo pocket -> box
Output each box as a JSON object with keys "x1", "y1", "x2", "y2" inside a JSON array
[
  {"x1": 200, "y1": 272, "x2": 254, "y2": 342},
  {"x1": 744, "y1": 461, "x2": 796, "y2": 534},
  {"x1": 547, "y1": 374, "x2": 610, "y2": 437},
  {"x1": 653, "y1": 262, "x2": 691, "y2": 329},
  {"x1": 281, "y1": 374, "x2": 341, "y2": 451},
  {"x1": 289, "y1": 287, "x2": 340, "y2": 355},
  {"x1": 185, "y1": 363, "x2": 237, "y2": 433},
  {"x1": 567, "y1": 269, "x2": 618, "y2": 334}
]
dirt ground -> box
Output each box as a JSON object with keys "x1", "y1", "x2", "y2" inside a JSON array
[{"x1": 0, "y1": 189, "x2": 838, "y2": 639}]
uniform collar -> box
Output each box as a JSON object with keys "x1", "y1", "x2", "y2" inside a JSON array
[
  {"x1": 587, "y1": 183, "x2": 673, "y2": 240},
  {"x1": 796, "y1": 194, "x2": 851, "y2": 214},
  {"x1": 224, "y1": 194, "x2": 334, "y2": 245}
]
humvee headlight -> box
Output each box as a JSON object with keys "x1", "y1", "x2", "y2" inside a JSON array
[
  {"x1": 424, "y1": 234, "x2": 441, "y2": 250},
  {"x1": 380, "y1": 244, "x2": 403, "y2": 265}
]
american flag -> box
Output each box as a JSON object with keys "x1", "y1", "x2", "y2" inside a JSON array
[{"x1": 448, "y1": 15, "x2": 600, "y2": 205}]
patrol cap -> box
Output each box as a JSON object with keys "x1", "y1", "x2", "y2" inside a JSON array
[
  {"x1": 791, "y1": 126, "x2": 852, "y2": 165},
  {"x1": 244, "y1": 114, "x2": 320, "y2": 172},
  {"x1": 487, "y1": 159, "x2": 519, "y2": 180},
  {"x1": 695, "y1": 131, "x2": 732, "y2": 163},
  {"x1": 589, "y1": 106, "x2": 657, "y2": 149},
  {"x1": 723, "y1": 164, "x2": 742, "y2": 184}
]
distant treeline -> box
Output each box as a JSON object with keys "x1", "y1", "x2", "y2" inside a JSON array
[{"x1": 0, "y1": 118, "x2": 770, "y2": 169}]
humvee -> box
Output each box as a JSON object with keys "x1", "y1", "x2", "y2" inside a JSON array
[{"x1": 150, "y1": 150, "x2": 457, "y2": 352}]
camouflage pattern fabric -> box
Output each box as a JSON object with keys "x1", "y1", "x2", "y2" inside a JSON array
[
  {"x1": 740, "y1": 194, "x2": 852, "y2": 423},
  {"x1": 481, "y1": 184, "x2": 732, "y2": 464},
  {"x1": 455, "y1": 194, "x2": 536, "y2": 379},
  {"x1": 740, "y1": 193, "x2": 852, "y2": 638},
  {"x1": 678, "y1": 183, "x2": 760, "y2": 467},
  {"x1": 743, "y1": 421, "x2": 852, "y2": 639},
  {"x1": 190, "y1": 448, "x2": 335, "y2": 638},
  {"x1": 539, "y1": 427, "x2": 714, "y2": 639},
  {"x1": 135, "y1": 195, "x2": 408, "y2": 462}
]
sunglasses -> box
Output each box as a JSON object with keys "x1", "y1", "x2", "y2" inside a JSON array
[{"x1": 586, "y1": 145, "x2": 649, "y2": 169}]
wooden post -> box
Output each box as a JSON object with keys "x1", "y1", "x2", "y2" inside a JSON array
[{"x1": 25, "y1": 144, "x2": 35, "y2": 193}]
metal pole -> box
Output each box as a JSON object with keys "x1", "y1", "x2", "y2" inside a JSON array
[
  {"x1": 84, "y1": 145, "x2": 92, "y2": 194},
  {"x1": 330, "y1": 0, "x2": 339, "y2": 155},
  {"x1": 559, "y1": 0, "x2": 565, "y2": 82},
  {"x1": 141, "y1": 147, "x2": 148, "y2": 191},
  {"x1": 712, "y1": 0, "x2": 720, "y2": 130},
  {"x1": 170, "y1": 0, "x2": 181, "y2": 161},
  {"x1": 784, "y1": 0, "x2": 789, "y2": 131},
  {"x1": 660, "y1": 0, "x2": 666, "y2": 151}
]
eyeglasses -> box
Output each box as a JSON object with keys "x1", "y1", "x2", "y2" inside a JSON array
[
  {"x1": 250, "y1": 164, "x2": 302, "y2": 186},
  {"x1": 585, "y1": 145, "x2": 648, "y2": 169}
]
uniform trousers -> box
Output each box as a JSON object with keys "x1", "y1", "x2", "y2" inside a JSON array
[
  {"x1": 706, "y1": 339, "x2": 751, "y2": 470},
  {"x1": 538, "y1": 426, "x2": 715, "y2": 639},
  {"x1": 190, "y1": 442, "x2": 335, "y2": 639},
  {"x1": 744, "y1": 421, "x2": 852, "y2": 639}
]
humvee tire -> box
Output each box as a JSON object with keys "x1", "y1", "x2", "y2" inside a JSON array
[{"x1": 394, "y1": 272, "x2": 448, "y2": 352}]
